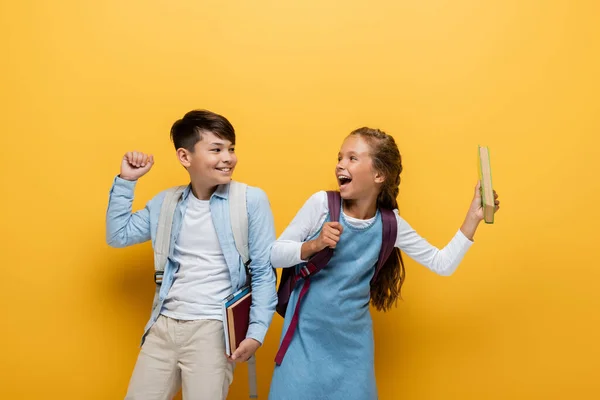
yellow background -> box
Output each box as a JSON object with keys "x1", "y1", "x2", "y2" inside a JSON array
[{"x1": 1, "y1": 0, "x2": 599, "y2": 399}]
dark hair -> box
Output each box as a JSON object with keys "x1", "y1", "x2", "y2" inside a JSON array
[
  {"x1": 170, "y1": 109, "x2": 235, "y2": 152},
  {"x1": 349, "y1": 127, "x2": 406, "y2": 312}
]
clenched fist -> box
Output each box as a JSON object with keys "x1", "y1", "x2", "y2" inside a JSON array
[
  {"x1": 300, "y1": 221, "x2": 344, "y2": 260},
  {"x1": 314, "y1": 222, "x2": 343, "y2": 251},
  {"x1": 120, "y1": 151, "x2": 154, "y2": 181}
]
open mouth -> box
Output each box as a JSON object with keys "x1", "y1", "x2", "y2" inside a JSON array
[
  {"x1": 337, "y1": 175, "x2": 352, "y2": 188},
  {"x1": 216, "y1": 167, "x2": 232, "y2": 174}
]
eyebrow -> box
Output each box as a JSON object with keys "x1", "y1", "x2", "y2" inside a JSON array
[{"x1": 339, "y1": 151, "x2": 361, "y2": 156}]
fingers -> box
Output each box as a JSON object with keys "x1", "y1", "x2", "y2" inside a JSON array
[
  {"x1": 324, "y1": 222, "x2": 343, "y2": 237},
  {"x1": 124, "y1": 151, "x2": 139, "y2": 167},
  {"x1": 323, "y1": 230, "x2": 340, "y2": 241},
  {"x1": 322, "y1": 235, "x2": 338, "y2": 249},
  {"x1": 473, "y1": 181, "x2": 482, "y2": 198},
  {"x1": 323, "y1": 223, "x2": 342, "y2": 237},
  {"x1": 321, "y1": 222, "x2": 343, "y2": 249},
  {"x1": 327, "y1": 222, "x2": 343, "y2": 233},
  {"x1": 229, "y1": 340, "x2": 257, "y2": 363},
  {"x1": 230, "y1": 347, "x2": 247, "y2": 362},
  {"x1": 124, "y1": 151, "x2": 153, "y2": 168},
  {"x1": 140, "y1": 154, "x2": 154, "y2": 172}
]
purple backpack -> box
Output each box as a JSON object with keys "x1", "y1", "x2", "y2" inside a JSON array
[{"x1": 274, "y1": 191, "x2": 398, "y2": 365}]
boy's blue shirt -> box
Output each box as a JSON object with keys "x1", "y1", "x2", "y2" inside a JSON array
[{"x1": 106, "y1": 176, "x2": 277, "y2": 344}]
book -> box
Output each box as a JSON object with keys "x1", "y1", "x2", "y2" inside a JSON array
[
  {"x1": 478, "y1": 146, "x2": 495, "y2": 224},
  {"x1": 222, "y1": 286, "x2": 252, "y2": 356}
]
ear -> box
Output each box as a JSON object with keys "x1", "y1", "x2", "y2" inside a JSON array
[
  {"x1": 176, "y1": 148, "x2": 192, "y2": 168},
  {"x1": 374, "y1": 170, "x2": 385, "y2": 184}
]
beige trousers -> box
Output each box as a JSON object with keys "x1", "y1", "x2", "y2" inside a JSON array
[{"x1": 125, "y1": 315, "x2": 234, "y2": 400}]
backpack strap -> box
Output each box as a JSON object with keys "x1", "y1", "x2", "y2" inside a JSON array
[
  {"x1": 275, "y1": 191, "x2": 340, "y2": 317},
  {"x1": 274, "y1": 191, "x2": 340, "y2": 365},
  {"x1": 229, "y1": 181, "x2": 250, "y2": 268},
  {"x1": 227, "y1": 180, "x2": 258, "y2": 399},
  {"x1": 152, "y1": 185, "x2": 186, "y2": 312}
]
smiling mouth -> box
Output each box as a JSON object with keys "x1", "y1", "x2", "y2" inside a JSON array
[
  {"x1": 216, "y1": 167, "x2": 232, "y2": 173},
  {"x1": 337, "y1": 175, "x2": 352, "y2": 187}
]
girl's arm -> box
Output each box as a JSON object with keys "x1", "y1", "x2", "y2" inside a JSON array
[
  {"x1": 394, "y1": 214, "x2": 473, "y2": 276},
  {"x1": 395, "y1": 182, "x2": 500, "y2": 276},
  {"x1": 270, "y1": 191, "x2": 329, "y2": 268}
]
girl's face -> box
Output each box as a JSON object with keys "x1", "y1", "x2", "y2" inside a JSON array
[{"x1": 336, "y1": 135, "x2": 384, "y2": 200}]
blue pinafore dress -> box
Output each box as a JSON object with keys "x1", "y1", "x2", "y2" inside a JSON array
[{"x1": 269, "y1": 208, "x2": 383, "y2": 400}]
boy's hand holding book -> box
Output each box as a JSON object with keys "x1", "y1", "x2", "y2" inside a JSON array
[{"x1": 228, "y1": 338, "x2": 261, "y2": 363}]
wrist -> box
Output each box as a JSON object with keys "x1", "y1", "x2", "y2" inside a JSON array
[
  {"x1": 460, "y1": 213, "x2": 481, "y2": 241},
  {"x1": 306, "y1": 239, "x2": 320, "y2": 255},
  {"x1": 119, "y1": 174, "x2": 138, "y2": 182},
  {"x1": 311, "y1": 239, "x2": 321, "y2": 253},
  {"x1": 466, "y1": 210, "x2": 481, "y2": 224},
  {"x1": 300, "y1": 239, "x2": 322, "y2": 261}
]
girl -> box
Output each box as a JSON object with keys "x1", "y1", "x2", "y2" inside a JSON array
[{"x1": 268, "y1": 127, "x2": 500, "y2": 400}]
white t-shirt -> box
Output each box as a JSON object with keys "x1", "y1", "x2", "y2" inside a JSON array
[
  {"x1": 270, "y1": 191, "x2": 474, "y2": 276},
  {"x1": 161, "y1": 193, "x2": 232, "y2": 320}
]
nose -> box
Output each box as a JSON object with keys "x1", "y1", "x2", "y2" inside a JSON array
[{"x1": 221, "y1": 150, "x2": 232, "y2": 164}]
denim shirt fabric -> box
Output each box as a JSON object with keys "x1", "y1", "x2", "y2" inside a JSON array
[{"x1": 106, "y1": 176, "x2": 277, "y2": 344}]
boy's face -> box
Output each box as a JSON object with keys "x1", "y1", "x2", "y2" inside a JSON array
[
  {"x1": 336, "y1": 135, "x2": 383, "y2": 200},
  {"x1": 183, "y1": 130, "x2": 237, "y2": 187}
]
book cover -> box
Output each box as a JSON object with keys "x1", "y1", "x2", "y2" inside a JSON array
[
  {"x1": 478, "y1": 145, "x2": 495, "y2": 224},
  {"x1": 222, "y1": 286, "x2": 251, "y2": 356}
]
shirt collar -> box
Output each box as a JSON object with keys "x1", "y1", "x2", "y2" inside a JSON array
[{"x1": 180, "y1": 182, "x2": 229, "y2": 201}]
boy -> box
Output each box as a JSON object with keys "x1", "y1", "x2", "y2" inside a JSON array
[{"x1": 106, "y1": 109, "x2": 277, "y2": 399}]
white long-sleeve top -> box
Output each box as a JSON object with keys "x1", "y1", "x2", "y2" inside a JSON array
[{"x1": 271, "y1": 191, "x2": 474, "y2": 276}]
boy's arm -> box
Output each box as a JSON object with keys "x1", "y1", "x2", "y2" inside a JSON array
[
  {"x1": 244, "y1": 187, "x2": 278, "y2": 345},
  {"x1": 105, "y1": 176, "x2": 153, "y2": 248},
  {"x1": 106, "y1": 152, "x2": 156, "y2": 248}
]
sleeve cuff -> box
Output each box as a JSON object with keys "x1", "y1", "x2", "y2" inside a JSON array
[
  {"x1": 455, "y1": 229, "x2": 475, "y2": 248},
  {"x1": 294, "y1": 241, "x2": 307, "y2": 263},
  {"x1": 110, "y1": 175, "x2": 137, "y2": 195},
  {"x1": 246, "y1": 323, "x2": 267, "y2": 345},
  {"x1": 115, "y1": 175, "x2": 137, "y2": 187}
]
